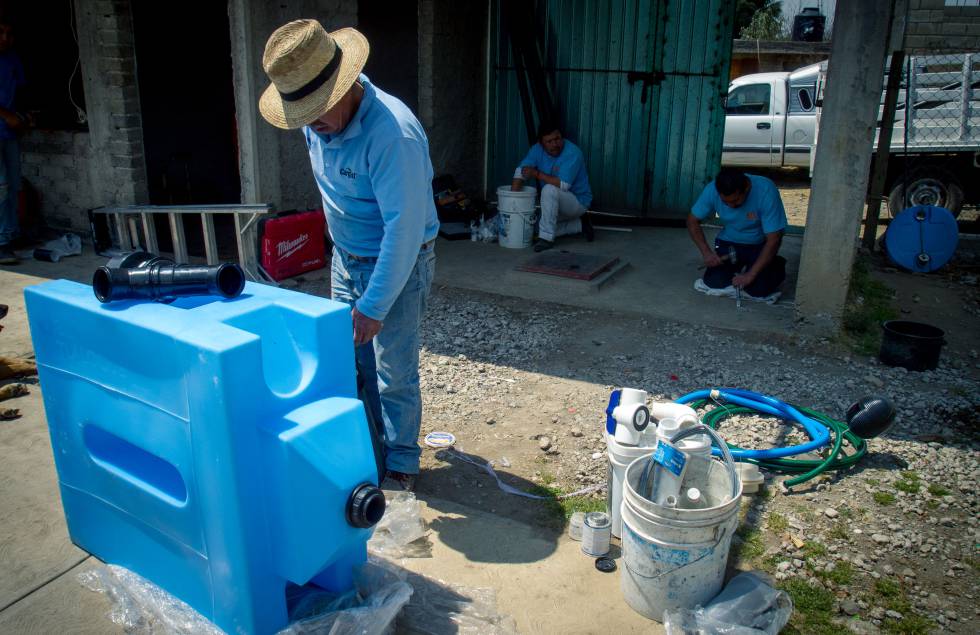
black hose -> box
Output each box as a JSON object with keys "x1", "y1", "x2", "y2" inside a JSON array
[{"x1": 93, "y1": 252, "x2": 245, "y2": 303}]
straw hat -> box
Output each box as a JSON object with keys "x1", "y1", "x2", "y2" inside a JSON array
[{"x1": 259, "y1": 20, "x2": 369, "y2": 130}]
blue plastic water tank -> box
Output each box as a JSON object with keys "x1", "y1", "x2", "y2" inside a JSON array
[
  {"x1": 884, "y1": 205, "x2": 959, "y2": 272},
  {"x1": 25, "y1": 280, "x2": 380, "y2": 634}
]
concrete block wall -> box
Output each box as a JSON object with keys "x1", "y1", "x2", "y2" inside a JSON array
[
  {"x1": 232, "y1": 0, "x2": 487, "y2": 210},
  {"x1": 905, "y1": 0, "x2": 980, "y2": 52},
  {"x1": 20, "y1": 131, "x2": 98, "y2": 230},
  {"x1": 418, "y1": 0, "x2": 488, "y2": 197},
  {"x1": 65, "y1": 0, "x2": 148, "y2": 230},
  {"x1": 15, "y1": 0, "x2": 149, "y2": 233}
]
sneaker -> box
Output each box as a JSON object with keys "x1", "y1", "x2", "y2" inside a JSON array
[
  {"x1": 533, "y1": 239, "x2": 554, "y2": 253},
  {"x1": 381, "y1": 470, "x2": 417, "y2": 493},
  {"x1": 582, "y1": 214, "x2": 595, "y2": 242},
  {"x1": 0, "y1": 246, "x2": 18, "y2": 265}
]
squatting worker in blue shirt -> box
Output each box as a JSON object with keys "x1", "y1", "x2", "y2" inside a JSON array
[
  {"x1": 259, "y1": 20, "x2": 439, "y2": 493},
  {"x1": 511, "y1": 119, "x2": 593, "y2": 252},
  {"x1": 0, "y1": 14, "x2": 25, "y2": 266},
  {"x1": 687, "y1": 168, "x2": 788, "y2": 299}
]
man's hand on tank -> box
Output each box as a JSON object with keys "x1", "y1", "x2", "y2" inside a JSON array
[{"x1": 352, "y1": 307, "x2": 383, "y2": 345}]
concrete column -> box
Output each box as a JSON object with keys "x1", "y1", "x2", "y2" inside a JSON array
[
  {"x1": 794, "y1": 0, "x2": 895, "y2": 331},
  {"x1": 228, "y1": 0, "x2": 281, "y2": 207},
  {"x1": 228, "y1": 0, "x2": 355, "y2": 210},
  {"x1": 74, "y1": 0, "x2": 149, "y2": 211}
]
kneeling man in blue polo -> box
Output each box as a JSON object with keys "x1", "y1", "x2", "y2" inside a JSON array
[{"x1": 687, "y1": 168, "x2": 788, "y2": 298}]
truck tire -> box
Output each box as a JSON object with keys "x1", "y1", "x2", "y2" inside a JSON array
[{"x1": 887, "y1": 169, "x2": 964, "y2": 218}]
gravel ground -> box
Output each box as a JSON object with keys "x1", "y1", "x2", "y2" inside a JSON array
[{"x1": 413, "y1": 285, "x2": 980, "y2": 634}]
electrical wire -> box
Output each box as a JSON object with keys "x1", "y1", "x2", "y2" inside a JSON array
[{"x1": 68, "y1": 0, "x2": 87, "y2": 125}]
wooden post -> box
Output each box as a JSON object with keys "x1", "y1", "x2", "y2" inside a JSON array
[{"x1": 862, "y1": 51, "x2": 906, "y2": 250}]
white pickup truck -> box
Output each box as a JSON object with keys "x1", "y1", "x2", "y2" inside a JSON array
[{"x1": 722, "y1": 55, "x2": 980, "y2": 217}]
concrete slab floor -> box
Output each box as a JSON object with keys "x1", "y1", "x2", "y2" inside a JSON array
[
  {"x1": 432, "y1": 226, "x2": 801, "y2": 334},
  {"x1": 0, "y1": 258, "x2": 660, "y2": 634}
]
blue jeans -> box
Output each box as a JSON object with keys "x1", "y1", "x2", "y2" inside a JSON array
[
  {"x1": 0, "y1": 138, "x2": 21, "y2": 247},
  {"x1": 330, "y1": 243, "x2": 435, "y2": 475}
]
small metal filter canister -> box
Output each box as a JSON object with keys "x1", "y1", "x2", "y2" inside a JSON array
[{"x1": 581, "y1": 511, "x2": 611, "y2": 557}]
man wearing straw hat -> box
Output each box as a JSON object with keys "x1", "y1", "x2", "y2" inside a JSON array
[{"x1": 260, "y1": 20, "x2": 439, "y2": 493}]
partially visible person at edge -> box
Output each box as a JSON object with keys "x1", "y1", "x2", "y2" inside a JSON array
[
  {"x1": 259, "y1": 19, "x2": 439, "y2": 492},
  {"x1": 0, "y1": 14, "x2": 26, "y2": 266},
  {"x1": 511, "y1": 119, "x2": 593, "y2": 252},
  {"x1": 687, "y1": 167, "x2": 787, "y2": 298}
]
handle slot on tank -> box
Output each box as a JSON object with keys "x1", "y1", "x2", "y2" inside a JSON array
[{"x1": 92, "y1": 251, "x2": 246, "y2": 303}]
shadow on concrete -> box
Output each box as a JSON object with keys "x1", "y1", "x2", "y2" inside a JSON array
[
  {"x1": 413, "y1": 449, "x2": 563, "y2": 564},
  {"x1": 284, "y1": 558, "x2": 511, "y2": 635}
]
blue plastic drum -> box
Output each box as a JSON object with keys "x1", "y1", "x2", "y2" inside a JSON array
[{"x1": 884, "y1": 205, "x2": 958, "y2": 272}]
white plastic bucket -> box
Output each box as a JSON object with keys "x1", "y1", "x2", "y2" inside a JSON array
[
  {"x1": 606, "y1": 434, "x2": 655, "y2": 538},
  {"x1": 496, "y1": 186, "x2": 537, "y2": 248},
  {"x1": 620, "y1": 455, "x2": 742, "y2": 622}
]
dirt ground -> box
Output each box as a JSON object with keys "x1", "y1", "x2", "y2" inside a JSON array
[{"x1": 408, "y1": 256, "x2": 979, "y2": 632}]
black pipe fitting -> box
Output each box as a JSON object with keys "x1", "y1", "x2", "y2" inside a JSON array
[
  {"x1": 346, "y1": 484, "x2": 386, "y2": 529},
  {"x1": 846, "y1": 395, "x2": 897, "y2": 439},
  {"x1": 92, "y1": 252, "x2": 246, "y2": 303}
]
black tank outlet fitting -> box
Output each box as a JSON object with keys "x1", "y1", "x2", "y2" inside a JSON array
[
  {"x1": 92, "y1": 252, "x2": 246, "y2": 303},
  {"x1": 347, "y1": 484, "x2": 386, "y2": 529}
]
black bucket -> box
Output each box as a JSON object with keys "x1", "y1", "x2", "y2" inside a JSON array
[{"x1": 879, "y1": 320, "x2": 945, "y2": 372}]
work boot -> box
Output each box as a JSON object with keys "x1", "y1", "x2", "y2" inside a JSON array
[
  {"x1": 381, "y1": 470, "x2": 417, "y2": 493},
  {"x1": 0, "y1": 246, "x2": 18, "y2": 265},
  {"x1": 533, "y1": 239, "x2": 554, "y2": 253},
  {"x1": 582, "y1": 214, "x2": 595, "y2": 242}
]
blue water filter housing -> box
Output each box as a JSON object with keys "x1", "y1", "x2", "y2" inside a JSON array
[{"x1": 24, "y1": 279, "x2": 381, "y2": 635}]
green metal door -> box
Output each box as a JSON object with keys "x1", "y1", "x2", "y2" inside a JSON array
[
  {"x1": 488, "y1": 0, "x2": 734, "y2": 218},
  {"x1": 646, "y1": 0, "x2": 734, "y2": 217}
]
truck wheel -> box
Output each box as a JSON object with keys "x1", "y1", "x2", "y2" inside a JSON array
[{"x1": 887, "y1": 170, "x2": 964, "y2": 218}]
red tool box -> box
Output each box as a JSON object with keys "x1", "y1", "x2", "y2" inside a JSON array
[{"x1": 260, "y1": 210, "x2": 327, "y2": 281}]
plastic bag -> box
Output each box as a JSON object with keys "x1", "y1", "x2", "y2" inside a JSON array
[
  {"x1": 79, "y1": 559, "x2": 413, "y2": 635},
  {"x1": 663, "y1": 571, "x2": 793, "y2": 635},
  {"x1": 281, "y1": 559, "x2": 413, "y2": 635},
  {"x1": 33, "y1": 233, "x2": 82, "y2": 263},
  {"x1": 469, "y1": 215, "x2": 499, "y2": 243},
  {"x1": 78, "y1": 565, "x2": 224, "y2": 635},
  {"x1": 80, "y1": 557, "x2": 515, "y2": 635},
  {"x1": 367, "y1": 490, "x2": 432, "y2": 558}
]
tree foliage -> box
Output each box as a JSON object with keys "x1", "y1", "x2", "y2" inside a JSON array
[{"x1": 735, "y1": 0, "x2": 784, "y2": 40}]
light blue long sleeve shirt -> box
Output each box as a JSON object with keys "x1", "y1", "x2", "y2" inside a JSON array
[
  {"x1": 304, "y1": 75, "x2": 440, "y2": 320},
  {"x1": 516, "y1": 140, "x2": 592, "y2": 208}
]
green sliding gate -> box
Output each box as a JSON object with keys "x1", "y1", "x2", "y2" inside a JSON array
[{"x1": 488, "y1": 0, "x2": 736, "y2": 217}]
